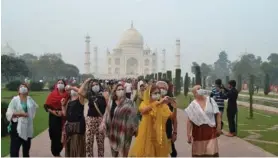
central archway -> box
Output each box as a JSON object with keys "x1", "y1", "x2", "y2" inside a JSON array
[{"x1": 126, "y1": 57, "x2": 138, "y2": 75}]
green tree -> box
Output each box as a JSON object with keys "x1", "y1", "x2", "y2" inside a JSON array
[
  {"x1": 237, "y1": 74, "x2": 242, "y2": 92},
  {"x1": 166, "y1": 70, "x2": 172, "y2": 81},
  {"x1": 225, "y1": 76, "x2": 230, "y2": 86},
  {"x1": 192, "y1": 77, "x2": 195, "y2": 87},
  {"x1": 264, "y1": 73, "x2": 270, "y2": 95},
  {"x1": 174, "y1": 69, "x2": 181, "y2": 96},
  {"x1": 184, "y1": 73, "x2": 189, "y2": 96},
  {"x1": 195, "y1": 66, "x2": 202, "y2": 85},
  {"x1": 162, "y1": 73, "x2": 167, "y2": 79},
  {"x1": 249, "y1": 75, "x2": 255, "y2": 119},
  {"x1": 1, "y1": 55, "x2": 29, "y2": 81},
  {"x1": 154, "y1": 73, "x2": 158, "y2": 80},
  {"x1": 214, "y1": 51, "x2": 231, "y2": 80},
  {"x1": 158, "y1": 72, "x2": 162, "y2": 80},
  {"x1": 203, "y1": 77, "x2": 206, "y2": 89}
]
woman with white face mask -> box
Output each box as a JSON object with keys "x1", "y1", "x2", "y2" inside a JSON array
[
  {"x1": 129, "y1": 85, "x2": 177, "y2": 157},
  {"x1": 82, "y1": 80, "x2": 107, "y2": 157},
  {"x1": 6, "y1": 83, "x2": 38, "y2": 157},
  {"x1": 99, "y1": 84, "x2": 138, "y2": 157},
  {"x1": 44, "y1": 79, "x2": 69, "y2": 157}
]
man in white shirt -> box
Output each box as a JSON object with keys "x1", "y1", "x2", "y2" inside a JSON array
[{"x1": 124, "y1": 80, "x2": 132, "y2": 99}]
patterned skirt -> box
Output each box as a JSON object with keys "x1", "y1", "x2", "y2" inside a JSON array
[
  {"x1": 65, "y1": 134, "x2": 86, "y2": 157},
  {"x1": 192, "y1": 124, "x2": 219, "y2": 157}
]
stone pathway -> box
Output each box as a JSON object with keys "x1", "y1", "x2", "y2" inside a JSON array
[
  {"x1": 11, "y1": 109, "x2": 275, "y2": 157},
  {"x1": 237, "y1": 101, "x2": 278, "y2": 114},
  {"x1": 239, "y1": 94, "x2": 278, "y2": 101}
]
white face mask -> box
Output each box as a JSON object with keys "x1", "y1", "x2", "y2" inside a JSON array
[
  {"x1": 19, "y1": 87, "x2": 28, "y2": 94},
  {"x1": 160, "y1": 89, "x2": 168, "y2": 96},
  {"x1": 57, "y1": 83, "x2": 65, "y2": 90},
  {"x1": 70, "y1": 90, "x2": 78, "y2": 97},
  {"x1": 197, "y1": 89, "x2": 207, "y2": 96},
  {"x1": 116, "y1": 90, "x2": 125, "y2": 98},
  {"x1": 92, "y1": 85, "x2": 100, "y2": 93},
  {"x1": 151, "y1": 94, "x2": 161, "y2": 100}
]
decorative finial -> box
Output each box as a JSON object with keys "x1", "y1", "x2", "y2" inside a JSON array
[{"x1": 131, "y1": 21, "x2": 133, "y2": 28}]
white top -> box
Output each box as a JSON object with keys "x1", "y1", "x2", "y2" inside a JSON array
[
  {"x1": 124, "y1": 82, "x2": 132, "y2": 93},
  {"x1": 184, "y1": 96, "x2": 219, "y2": 127},
  {"x1": 137, "y1": 80, "x2": 144, "y2": 91},
  {"x1": 6, "y1": 96, "x2": 38, "y2": 140}
]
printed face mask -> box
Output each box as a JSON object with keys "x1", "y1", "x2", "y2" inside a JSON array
[
  {"x1": 160, "y1": 89, "x2": 168, "y2": 96},
  {"x1": 70, "y1": 90, "x2": 78, "y2": 96},
  {"x1": 92, "y1": 85, "x2": 100, "y2": 93},
  {"x1": 116, "y1": 90, "x2": 125, "y2": 98},
  {"x1": 57, "y1": 84, "x2": 65, "y2": 90},
  {"x1": 151, "y1": 94, "x2": 161, "y2": 100},
  {"x1": 19, "y1": 87, "x2": 28, "y2": 94}
]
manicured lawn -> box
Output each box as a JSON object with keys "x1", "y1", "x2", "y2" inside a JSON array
[
  {"x1": 1, "y1": 89, "x2": 50, "y2": 157},
  {"x1": 240, "y1": 91, "x2": 278, "y2": 99},
  {"x1": 176, "y1": 94, "x2": 278, "y2": 156}
]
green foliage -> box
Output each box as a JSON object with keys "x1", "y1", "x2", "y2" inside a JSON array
[
  {"x1": 48, "y1": 81, "x2": 57, "y2": 91},
  {"x1": 264, "y1": 73, "x2": 270, "y2": 95},
  {"x1": 237, "y1": 74, "x2": 242, "y2": 92},
  {"x1": 1, "y1": 101, "x2": 9, "y2": 137},
  {"x1": 162, "y1": 73, "x2": 167, "y2": 79},
  {"x1": 195, "y1": 66, "x2": 202, "y2": 85},
  {"x1": 249, "y1": 75, "x2": 255, "y2": 118},
  {"x1": 158, "y1": 72, "x2": 162, "y2": 80},
  {"x1": 226, "y1": 76, "x2": 230, "y2": 85},
  {"x1": 174, "y1": 69, "x2": 181, "y2": 96},
  {"x1": 166, "y1": 70, "x2": 172, "y2": 82},
  {"x1": 1, "y1": 55, "x2": 29, "y2": 82},
  {"x1": 184, "y1": 73, "x2": 189, "y2": 96},
  {"x1": 150, "y1": 73, "x2": 154, "y2": 79},
  {"x1": 192, "y1": 77, "x2": 195, "y2": 87},
  {"x1": 6, "y1": 80, "x2": 22, "y2": 91},
  {"x1": 154, "y1": 73, "x2": 158, "y2": 80},
  {"x1": 203, "y1": 77, "x2": 206, "y2": 89},
  {"x1": 29, "y1": 82, "x2": 44, "y2": 91}
]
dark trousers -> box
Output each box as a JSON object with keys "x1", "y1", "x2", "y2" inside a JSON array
[
  {"x1": 170, "y1": 142, "x2": 177, "y2": 157},
  {"x1": 10, "y1": 134, "x2": 31, "y2": 157},
  {"x1": 125, "y1": 93, "x2": 131, "y2": 99},
  {"x1": 49, "y1": 113, "x2": 63, "y2": 156},
  {"x1": 227, "y1": 109, "x2": 237, "y2": 133},
  {"x1": 218, "y1": 107, "x2": 224, "y2": 129}
]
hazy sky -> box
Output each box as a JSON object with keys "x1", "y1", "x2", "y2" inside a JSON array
[{"x1": 2, "y1": 0, "x2": 278, "y2": 74}]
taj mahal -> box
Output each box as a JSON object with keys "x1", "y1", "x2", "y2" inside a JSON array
[{"x1": 84, "y1": 22, "x2": 181, "y2": 79}]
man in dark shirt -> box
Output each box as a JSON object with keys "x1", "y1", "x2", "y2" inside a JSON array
[{"x1": 224, "y1": 80, "x2": 238, "y2": 137}]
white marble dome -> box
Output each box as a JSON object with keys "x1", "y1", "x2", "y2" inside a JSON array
[
  {"x1": 118, "y1": 23, "x2": 144, "y2": 49},
  {"x1": 1, "y1": 43, "x2": 16, "y2": 56}
]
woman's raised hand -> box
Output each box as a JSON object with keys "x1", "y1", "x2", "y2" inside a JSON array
[{"x1": 61, "y1": 98, "x2": 66, "y2": 106}]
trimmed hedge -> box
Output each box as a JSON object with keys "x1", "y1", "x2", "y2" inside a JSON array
[
  {"x1": 166, "y1": 70, "x2": 172, "y2": 82},
  {"x1": 6, "y1": 80, "x2": 22, "y2": 91},
  {"x1": 1, "y1": 101, "x2": 9, "y2": 137},
  {"x1": 29, "y1": 82, "x2": 44, "y2": 91},
  {"x1": 174, "y1": 69, "x2": 181, "y2": 96}
]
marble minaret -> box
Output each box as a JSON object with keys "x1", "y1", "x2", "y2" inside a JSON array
[
  {"x1": 93, "y1": 46, "x2": 98, "y2": 75},
  {"x1": 84, "y1": 35, "x2": 91, "y2": 74},
  {"x1": 175, "y1": 39, "x2": 181, "y2": 69},
  {"x1": 162, "y1": 49, "x2": 166, "y2": 72}
]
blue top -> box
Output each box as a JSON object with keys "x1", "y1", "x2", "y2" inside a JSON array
[{"x1": 210, "y1": 88, "x2": 227, "y2": 109}]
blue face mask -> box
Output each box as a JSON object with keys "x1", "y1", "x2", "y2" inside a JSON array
[{"x1": 19, "y1": 87, "x2": 28, "y2": 94}]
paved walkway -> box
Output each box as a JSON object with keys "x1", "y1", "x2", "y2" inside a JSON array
[
  {"x1": 239, "y1": 94, "x2": 278, "y2": 101},
  {"x1": 12, "y1": 108, "x2": 275, "y2": 157}
]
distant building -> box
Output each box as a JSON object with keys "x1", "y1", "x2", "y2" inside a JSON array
[{"x1": 1, "y1": 42, "x2": 17, "y2": 57}]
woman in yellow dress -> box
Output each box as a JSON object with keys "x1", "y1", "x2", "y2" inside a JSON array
[{"x1": 129, "y1": 84, "x2": 177, "y2": 157}]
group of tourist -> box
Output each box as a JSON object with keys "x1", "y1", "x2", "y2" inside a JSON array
[{"x1": 6, "y1": 76, "x2": 238, "y2": 157}]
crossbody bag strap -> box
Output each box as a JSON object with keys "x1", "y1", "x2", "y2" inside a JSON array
[{"x1": 93, "y1": 98, "x2": 103, "y2": 117}]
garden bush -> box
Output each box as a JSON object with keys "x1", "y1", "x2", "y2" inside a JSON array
[
  {"x1": 1, "y1": 101, "x2": 9, "y2": 137},
  {"x1": 48, "y1": 81, "x2": 57, "y2": 91},
  {"x1": 6, "y1": 80, "x2": 22, "y2": 91},
  {"x1": 29, "y1": 82, "x2": 44, "y2": 91}
]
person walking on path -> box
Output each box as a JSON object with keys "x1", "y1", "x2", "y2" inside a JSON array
[
  {"x1": 129, "y1": 85, "x2": 177, "y2": 157},
  {"x1": 61, "y1": 85, "x2": 86, "y2": 157},
  {"x1": 81, "y1": 79, "x2": 107, "y2": 157},
  {"x1": 44, "y1": 79, "x2": 69, "y2": 157},
  {"x1": 6, "y1": 83, "x2": 38, "y2": 157},
  {"x1": 99, "y1": 84, "x2": 138, "y2": 157},
  {"x1": 223, "y1": 80, "x2": 238, "y2": 137},
  {"x1": 185, "y1": 85, "x2": 221, "y2": 157},
  {"x1": 157, "y1": 81, "x2": 178, "y2": 157}
]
